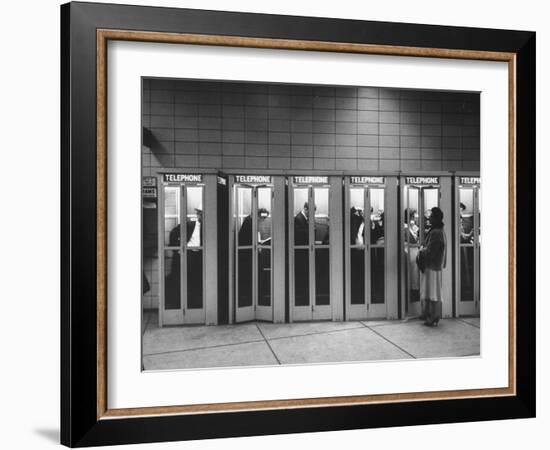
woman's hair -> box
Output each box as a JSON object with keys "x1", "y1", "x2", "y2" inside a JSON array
[
  {"x1": 430, "y1": 206, "x2": 444, "y2": 228},
  {"x1": 404, "y1": 208, "x2": 416, "y2": 224}
]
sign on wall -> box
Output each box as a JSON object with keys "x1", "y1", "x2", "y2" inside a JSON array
[
  {"x1": 142, "y1": 176, "x2": 157, "y2": 187},
  {"x1": 293, "y1": 176, "x2": 329, "y2": 184},
  {"x1": 350, "y1": 176, "x2": 385, "y2": 184},
  {"x1": 405, "y1": 176, "x2": 440, "y2": 185},
  {"x1": 142, "y1": 187, "x2": 157, "y2": 198},
  {"x1": 235, "y1": 175, "x2": 272, "y2": 184},
  {"x1": 163, "y1": 173, "x2": 203, "y2": 183},
  {"x1": 460, "y1": 176, "x2": 481, "y2": 185},
  {"x1": 142, "y1": 177, "x2": 158, "y2": 208}
]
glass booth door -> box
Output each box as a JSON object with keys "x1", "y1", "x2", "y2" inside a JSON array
[
  {"x1": 234, "y1": 184, "x2": 273, "y2": 322},
  {"x1": 457, "y1": 182, "x2": 481, "y2": 316},
  {"x1": 402, "y1": 184, "x2": 440, "y2": 317},
  {"x1": 345, "y1": 182, "x2": 386, "y2": 319},
  {"x1": 160, "y1": 183, "x2": 205, "y2": 325},
  {"x1": 289, "y1": 182, "x2": 331, "y2": 321}
]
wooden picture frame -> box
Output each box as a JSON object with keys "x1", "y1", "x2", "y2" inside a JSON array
[{"x1": 61, "y1": 1, "x2": 535, "y2": 447}]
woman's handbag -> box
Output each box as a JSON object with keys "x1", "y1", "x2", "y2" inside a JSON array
[{"x1": 416, "y1": 250, "x2": 426, "y2": 273}]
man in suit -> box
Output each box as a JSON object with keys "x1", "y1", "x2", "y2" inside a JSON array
[
  {"x1": 168, "y1": 208, "x2": 203, "y2": 247},
  {"x1": 294, "y1": 202, "x2": 310, "y2": 245},
  {"x1": 236, "y1": 208, "x2": 272, "y2": 306},
  {"x1": 238, "y1": 208, "x2": 271, "y2": 246}
]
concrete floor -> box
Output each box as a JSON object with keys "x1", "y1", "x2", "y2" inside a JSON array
[{"x1": 142, "y1": 311, "x2": 480, "y2": 370}]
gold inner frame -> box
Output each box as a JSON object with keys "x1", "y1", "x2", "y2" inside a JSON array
[{"x1": 96, "y1": 29, "x2": 517, "y2": 420}]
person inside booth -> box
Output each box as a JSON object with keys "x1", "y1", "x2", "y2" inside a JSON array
[
  {"x1": 166, "y1": 208, "x2": 203, "y2": 309},
  {"x1": 238, "y1": 208, "x2": 271, "y2": 246},
  {"x1": 294, "y1": 202, "x2": 312, "y2": 305},
  {"x1": 294, "y1": 202, "x2": 310, "y2": 245},
  {"x1": 404, "y1": 208, "x2": 420, "y2": 303},
  {"x1": 350, "y1": 206, "x2": 365, "y2": 303},
  {"x1": 168, "y1": 208, "x2": 203, "y2": 247},
  {"x1": 350, "y1": 206, "x2": 365, "y2": 245},
  {"x1": 371, "y1": 211, "x2": 384, "y2": 245},
  {"x1": 459, "y1": 202, "x2": 474, "y2": 299},
  {"x1": 237, "y1": 208, "x2": 272, "y2": 306},
  {"x1": 459, "y1": 202, "x2": 474, "y2": 244}
]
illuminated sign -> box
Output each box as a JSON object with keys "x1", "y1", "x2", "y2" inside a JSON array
[
  {"x1": 350, "y1": 176, "x2": 385, "y2": 185},
  {"x1": 234, "y1": 175, "x2": 272, "y2": 184},
  {"x1": 217, "y1": 176, "x2": 227, "y2": 185},
  {"x1": 163, "y1": 173, "x2": 203, "y2": 183},
  {"x1": 460, "y1": 177, "x2": 480, "y2": 185},
  {"x1": 293, "y1": 176, "x2": 329, "y2": 184},
  {"x1": 405, "y1": 176, "x2": 439, "y2": 185}
]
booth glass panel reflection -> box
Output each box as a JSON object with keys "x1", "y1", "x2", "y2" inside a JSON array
[
  {"x1": 315, "y1": 248, "x2": 330, "y2": 305},
  {"x1": 459, "y1": 188, "x2": 475, "y2": 302},
  {"x1": 349, "y1": 188, "x2": 365, "y2": 305},
  {"x1": 160, "y1": 181, "x2": 206, "y2": 325},
  {"x1": 314, "y1": 188, "x2": 330, "y2": 245},
  {"x1": 257, "y1": 187, "x2": 272, "y2": 244},
  {"x1": 237, "y1": 187, "x2": 253, "y2": 246},
  {"x1": 370, "y1": 249, "x2": 385, "y2": 303},
  {"x1": 294, "y1": 249, "x2": 309, "y2": 306},
  {"x1": 293, "y1": 188, "x2": 309, "y2": 246},
  {"x1": 457, "y1": 181, "x2": 481, "y2": 316},
  {"x1": 237, "y1": 249, "x2": 253, "y2": 307},
  {"x1": 370, "y1": 188, "x2": 385, "y2": 305},
  {"x1": 477, "y1": 188, "x2": 481, "y2": 311},
  {"x1": 350, "y1": 248, "x2": 365, "y2": 305},
  {"x1": 257, "y1": 187, "x2": 272, "y2": 308},
  {"x1": 163, "y1": 186, "x2": 181, "y2": 310},
  {"x1": 234, "y1": 181, "x2": 274, "y2": 321},
  {"x1": 405, "y1": 188, "x2": 420, "y2": 304},
  {"x1": 236, "y1": 187, "x2": 253, "y2": 308},
  {"x1": 164, "y1": 250, "x2": 180, "y2": 310},
  {"x1": 293, "y1": 188, "x2": 310, "y2": 307},
  {"x1": 164, "y1": 186, "x2": 180, "y2": 247},
  {"x1": 258, "y1": 248, "x2": 271, "y2": 307},
  {"x1": 314, "y1": 188, "x2": 330, "y2": 306},
  {"x1": 346, "y1": 181, "x2": 387, "y2": 319},
  {"x1": 186, "y1": 186, "x2": 203, "y2": 309},
  {"x1": 290, "y1": 180, "x2": 333, "y2": 320}
]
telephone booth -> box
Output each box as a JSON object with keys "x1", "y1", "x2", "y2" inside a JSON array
[
  {"x1": 401, "y1": 176, "x2": 452, "y2": 319},
  {"x1": 455, "y1": 176, "x2": 481, "y2": 316},
  {"x1": 344, "y1": 176, "x2": 398, "y2": 320},
  {"x1": 229, "y1": 175, "x2": 285, "y2": 323},
  {"x1": 158, "y1": 173, "x2": 220, "y2": 326},
  {"x1": 288, "y1": 176, "x2": 343, "y2": 322}
]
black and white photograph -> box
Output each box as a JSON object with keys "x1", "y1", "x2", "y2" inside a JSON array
[
  {"x1": 0, "y1": 0, "x2": 542, "y2": 447},
  {"x1": 141, "y1": 79, "x2": 481, "y2": 370}
]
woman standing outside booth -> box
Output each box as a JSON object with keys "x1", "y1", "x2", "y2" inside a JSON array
[{"x1": 418, "y1": 207, "x2": 447, "y2": 327}]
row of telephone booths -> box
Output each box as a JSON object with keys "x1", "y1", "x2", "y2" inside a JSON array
[{"x1": 152, "y1": 172, "x2": 481, "y2": 326}]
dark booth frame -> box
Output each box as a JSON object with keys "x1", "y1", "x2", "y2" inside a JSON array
[{"x1": 61, "y1": 1, "x2": 535, "y2": 447}]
